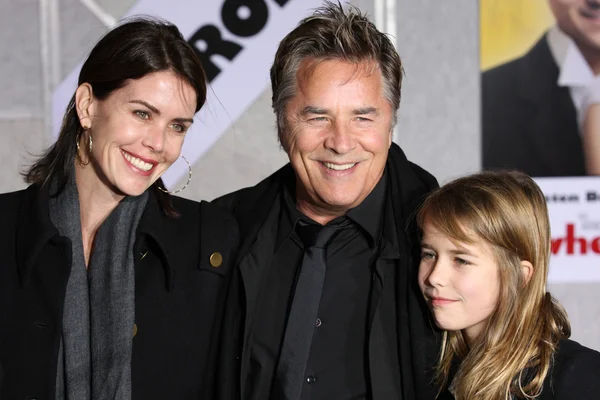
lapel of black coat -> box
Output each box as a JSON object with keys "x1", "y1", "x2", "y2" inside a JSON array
[
  {"x1": 14, "y1": 184, "x2": 73, "y2": 391},
  {"x1": 368, "y1": 187, "x2": 403, "y2": 399},
  {"x1": 231, "y1": 164, "x2": 293, "y2": 388},
  {"x1": 16, "y1": 184, "x2": 71, "y2": 289},
  {"x1": 385, "y1": 143, "x2": 440, "y2": 400},
  {"x1": 135, "y1": 193, "x2": 184, "y2": 292},
  {"x1": 516, "y1": 34, "x2": 584, "y2": 175}
]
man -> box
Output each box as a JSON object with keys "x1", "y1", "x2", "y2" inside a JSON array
[
  {"x1": 483, "y1": 0, "x2": 600, "y2": 177},
  {"x1": 215, "y1": 3, "x2": 439, "y2": 399}
]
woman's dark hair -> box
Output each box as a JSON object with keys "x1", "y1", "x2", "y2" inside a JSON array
[{"x1": 24, "y1": 16, "x2": 207, "y2": 217}]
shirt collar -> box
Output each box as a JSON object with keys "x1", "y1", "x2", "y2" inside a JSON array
[
  {"x1": 276, "y1": 169, "x2": 388, "y2": 249},
  {"x1": 548, "y1": 25, "x2": 597, "y2": 87}
]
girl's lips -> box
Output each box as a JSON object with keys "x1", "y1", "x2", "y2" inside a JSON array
[{"x1": 430, "y1": 297, "x2": 458, "y2": 307}]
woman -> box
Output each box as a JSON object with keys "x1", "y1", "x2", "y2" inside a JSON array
[
  {"x1": 0, "y1": 18, "x2": 238, "y2": 399},
  {"x1": 417, "y1": 171, "x2": 600, "y2": 399}
]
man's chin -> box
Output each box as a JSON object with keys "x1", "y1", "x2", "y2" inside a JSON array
[{"x1": 318, "y1": 194, "x2": 363, "y2": 212}]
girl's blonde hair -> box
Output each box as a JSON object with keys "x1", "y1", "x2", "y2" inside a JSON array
[{"x1": 417, "y1": 171, "x2": 570, "y2": 399}]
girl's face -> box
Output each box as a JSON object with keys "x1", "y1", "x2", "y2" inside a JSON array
[{"x1": 418, "y1": 220, "x2": 500, "y2": 344}]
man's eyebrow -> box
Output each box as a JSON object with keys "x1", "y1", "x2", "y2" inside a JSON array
[
  {"x1": 301, "y1": 106, "x2": 329, "y2": 115},
  {"x1": 353, "y1": 107, "x2": 377, "y2": 115}
]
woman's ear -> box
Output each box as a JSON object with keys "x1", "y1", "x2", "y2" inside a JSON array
[
  {"x1": 75, "y1": 83, "x2": 95, "y2": 129},
  {"x1": 520, "y1": 260, "x2": 533, "y2": 285}
]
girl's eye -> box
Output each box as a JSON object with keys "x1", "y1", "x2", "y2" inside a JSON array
[
  {"x1": 455, "y1": 257, "x2": 470, "y2": 266},
  {"x1": 420, "y1": 251, "x2": 436, "y2": 260},
  {"x1": 135, "y1": 110, "x2": 150, "y2": 120}
]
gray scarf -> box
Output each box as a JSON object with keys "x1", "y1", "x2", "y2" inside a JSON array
[{"x1": 50, "y1": 173, "x2": 148, "y2": 400}]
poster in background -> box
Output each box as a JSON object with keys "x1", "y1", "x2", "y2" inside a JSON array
[{"x1": 480, "y1": 0, "x2": 600, "y2": 283}]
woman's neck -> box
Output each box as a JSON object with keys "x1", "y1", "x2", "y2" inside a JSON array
[{"x1": 75, "y1": 162, "x2": 125, "y2": 266}]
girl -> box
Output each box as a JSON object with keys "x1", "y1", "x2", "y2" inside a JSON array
[{"x1": 418, "y1": 171, "x2": 600, "y2": 399}]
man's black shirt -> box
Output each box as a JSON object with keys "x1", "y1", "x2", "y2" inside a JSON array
[{"x1": 247, "y1": 172, "x2": 388, "y2": 400}]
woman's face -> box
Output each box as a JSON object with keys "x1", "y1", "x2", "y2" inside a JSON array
[
  {"x1": 418, "y1": 220, "x2": 501, "y2": 344},
  {"x1": 76, "y1": 70, "x2": 197, "y2": 197}
]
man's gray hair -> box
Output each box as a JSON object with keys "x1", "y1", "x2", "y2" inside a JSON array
[{"x1": 270, "y1": 1, "x2": 403, "y2": 148}]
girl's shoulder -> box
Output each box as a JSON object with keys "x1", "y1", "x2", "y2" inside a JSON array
[{"x1": 540, "y1": 339, "x2": 600, "y2": 399}]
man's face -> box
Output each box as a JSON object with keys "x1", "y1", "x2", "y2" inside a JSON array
[
  {"x1": 282, "y1": 58, "x2": 394, "y2": 221},
  {"x1": 549, "y1": 0, "x2": 600, "y2": 52}
]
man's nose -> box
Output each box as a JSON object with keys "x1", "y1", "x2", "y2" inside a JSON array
[{"x1": 325, "y1": 123, "x2": 355, "y2": 155}]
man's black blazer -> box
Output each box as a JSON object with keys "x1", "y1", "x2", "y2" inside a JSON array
[{"x1": 482, "y1": 33, "x2": 586, "y2": 177}]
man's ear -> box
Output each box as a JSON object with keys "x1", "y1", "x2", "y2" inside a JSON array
[
  {"x1": 75, "y1": 83, "x2": 95, "y2": 129},
  {"x1": 520, "y1": 260, "x2": 533, "y2": 285}
]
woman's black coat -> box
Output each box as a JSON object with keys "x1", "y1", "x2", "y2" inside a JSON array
[{"x1": 0, "y1": 184, "x2": 238, "y2": 399}]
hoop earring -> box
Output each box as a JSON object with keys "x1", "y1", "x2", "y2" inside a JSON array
[
  {"x1": 155, "y1": 155, "x2": 192, "y2": 194},
  {"x1": 76, "y1": 130, "x2": 92, "y2": 166}
]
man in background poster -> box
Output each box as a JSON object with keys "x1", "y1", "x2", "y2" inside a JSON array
[{"x1": 483, "y1": 0, "x2": 600, "y2": 176}]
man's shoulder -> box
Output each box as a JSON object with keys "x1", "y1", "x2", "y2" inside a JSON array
[
  {"x1": 213, "y1": 164, "x2": 293, "y2": 213},
  {"x1": 212, "y1": 186, "x2": 257, "y2": 211},
  {"x1": 406, "y1": 161, "x2": 438, "y2": 192},
  {"x1": 388, "y1": 143, "x2": 438, "y2": 194}
]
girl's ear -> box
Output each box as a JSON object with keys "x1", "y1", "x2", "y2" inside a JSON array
[{"x1": 520, "y1": 260, "x2": 533, "y2": 285}]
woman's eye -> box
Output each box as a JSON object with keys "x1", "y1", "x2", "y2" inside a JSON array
[
  {"x1": 135, "y1": 110, "x2": 150, "y2": 120},
  {"x1": 171, "y1": 124, "x2": 186, "y2": 133},
  {"x1": 420, "y1": 251, "x2": 435, "y2": 260}
]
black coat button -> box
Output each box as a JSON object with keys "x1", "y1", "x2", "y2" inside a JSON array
[{"x1": 306, "y1": 375, "x2": 316, "y2": 384}]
